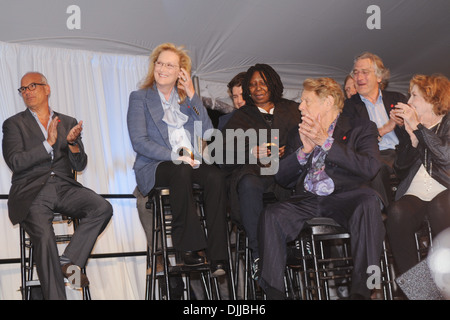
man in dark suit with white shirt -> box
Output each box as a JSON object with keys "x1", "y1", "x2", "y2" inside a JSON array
[
  {"x1": 343, "y1": 52, "x2": 408, "y2": 207},
  {"x1": 2, "y1": 72, "x2": 113, "y2": 300}
]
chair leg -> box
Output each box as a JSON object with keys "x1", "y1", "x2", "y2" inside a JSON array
[
  {"x1": 380, "y1": 239, "x2": 394, "y2": 300},
  {"x1": 284, "y1": 266, "x2": 297, "y2": 299},
  {"x1": 145, "y1": 246, "x2": 151, "y2": 300},
  {"x1": 150, "y1": 194, "x2": 161, "y2": 300},
  {"x1": 319, "y1": 240, "x2": 330, "y2": 300},
  {"x1": 24, "y1": 235, "x2": 35, "y2": 300},
  {"x1": 226, "y1": 221, "x2": 237, "y2": 300},
  {"x1": 310, "y1": 236, "x2": 324, "y2": 300},
  {"x1": 158, "y1": 193, "x2": 171, "y2": 300},
  {"x1": 234, "y1": 228, "x2": 242, "y2": 299},
  {"x1": 19, "y1": 226, "x2": 27, "y2": 300},
  {"x1": 300, "y1": 237, "x2": 312, "y2": 300},
  {"x1": 243, "y1": 235, "x2": 257, "y2": 299}
]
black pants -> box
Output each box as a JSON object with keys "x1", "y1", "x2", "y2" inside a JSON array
[
  {"x1": 370, "y1": 149, "x2": 396, "y2": 208},
  {"x1": 21, "y1": 175, "x2": 113, "y2": 300},
  {"x1": 386, "y1": 189, "x2": 450, "y2": 275},
  {"x1": 237, "y1": 174, "x2": 275, "y2": 260},
  {"x1": 154, "y1": 161, "x2": 228, "y2": 261},
  {"x1": 259, "y1": 188, "x2": 385, "y2": 299}
]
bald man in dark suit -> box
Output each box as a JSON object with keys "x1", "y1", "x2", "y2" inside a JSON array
[{"x1": 2, "y1": 72, "x2": 113, "y2": 299}]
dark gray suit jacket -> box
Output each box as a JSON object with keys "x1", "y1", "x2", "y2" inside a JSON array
[
  {"x1": 342, "y1": 90, "x2": 409, "y2": 146},
  {"x1": 2, "y1": 109, "x2": 87, "y2": 225}
]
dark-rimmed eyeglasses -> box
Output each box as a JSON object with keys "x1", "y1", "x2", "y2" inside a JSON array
[{"x1": 17, "y1": 83, "x2": 46, "y2": 94}]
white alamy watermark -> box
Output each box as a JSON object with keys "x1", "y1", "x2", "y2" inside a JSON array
[
  {"x1": 67, "y1": 5, "x2": 81, "y2": 30},
  {"x1": 65, "y1": 264, "x2": 82, "y2": 289},
  {"x1": 366, "y1": 265, "x2": 382, "y2": 290},
  {"x1": 366, "y1": 5, "x2": 381, "y2": 30},
  {"x1": 170, "y1": 121, "x2": 281, "y2": 175}
]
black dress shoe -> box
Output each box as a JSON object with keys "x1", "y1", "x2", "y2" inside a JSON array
[
  {"x1": 210, "y1": 261, "x2": 226, "y2": 277},
  {"x1": 182, "y1": 251, "x2": 205, "y2": 266}
]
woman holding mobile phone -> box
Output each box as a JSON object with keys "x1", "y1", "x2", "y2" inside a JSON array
[
  {"x1": 127, "y1": 43, "x2": 228, "y2": 276},
  {"x1": 221, "y1": 63, "x2": 301, "y2": 278}
]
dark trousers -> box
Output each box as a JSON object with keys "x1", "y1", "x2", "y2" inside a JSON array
[
  {"x1": 370, "y1": 149, "x2": 396, "y2": 208},
  {"x1": 154, "y1": 161, "x2": 228, "y2": 261},
  {"x1": 20, "y1": 175, "x2": 113, "y2": 300},
  {"x1": 386, "y1": 189, "x2": 450, "y2": 275},
  {"x1": 237, "y1": 174, "x2": 275, "y2": 260},
  {"x1": 259, "y1": 188, "x2": 385, "y2": 299}
]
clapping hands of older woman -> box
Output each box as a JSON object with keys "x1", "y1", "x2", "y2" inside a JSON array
[{"x1": 391, "y1": 102, "x2": 420, "y2": 147}]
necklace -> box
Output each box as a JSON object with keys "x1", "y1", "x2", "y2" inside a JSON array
[{"x1": 424, "y1": 120, "x2": 442, "y2": 192}]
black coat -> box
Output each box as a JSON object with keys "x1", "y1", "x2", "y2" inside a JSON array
[
  {"x1": 221, "y1": 98, "x2": 301, "y2": 224},
  {"x1": 393, "y1": 113, "x2": 450, "y2": 200},
  {"x1": 342, "y1": 90, "x2": 410, "y2": 146},
  {"x1": 276, "y1": 114, "x2": 382, "y2": 196}
]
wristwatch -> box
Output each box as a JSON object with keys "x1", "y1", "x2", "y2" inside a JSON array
[{"x1": 68, "y1": 140, "x2": 78, "y2": 146}]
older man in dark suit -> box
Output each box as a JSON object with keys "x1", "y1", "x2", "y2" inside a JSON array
[
  {"x1": 342, "y1": 52, "x2": 409, "y2": 207},
  {"x1": 2, "y1": 72, "x2": 113, "y2": 299},
  {"x1": 258, "y1": 77, "x2": 385, "y2": 300}
]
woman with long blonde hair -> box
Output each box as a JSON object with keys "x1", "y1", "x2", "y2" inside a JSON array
[{"x1": 127, "y1": 43, "x2": 228, "y2": 276}]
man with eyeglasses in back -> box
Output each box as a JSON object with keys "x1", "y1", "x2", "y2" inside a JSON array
[
  {"x1": 342, "y1": 52, "x2": 409, "y2": 210},
  {"x1": 2, "y1": 72, "x2": 113, "y2": 300}
]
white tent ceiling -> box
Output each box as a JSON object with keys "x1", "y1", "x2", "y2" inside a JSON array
[{"x1": 1, "y1": 0, "x2": 450, "y2": 104}]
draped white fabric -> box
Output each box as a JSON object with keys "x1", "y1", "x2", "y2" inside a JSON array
[{"x1": 0, "y1": 41, "x2": 151, "y2": 299}]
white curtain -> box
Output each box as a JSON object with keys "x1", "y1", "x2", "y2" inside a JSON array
[{"x1": 0, "y1": 41, "x2": 151, "y2": 299}]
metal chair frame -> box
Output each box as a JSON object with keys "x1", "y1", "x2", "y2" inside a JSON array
[
  {"x1": 19, "y1": 214, "x2": 91, "y2": 300},
  {"x1": 231, "y1": 224, "x2": 260, "y2": 300},
  {"x1": 145, "y1": 185, "x2": 234, "y2": 300},
  {"x1": 297, "y1": 217, "x2": 353, "y2": 300}
]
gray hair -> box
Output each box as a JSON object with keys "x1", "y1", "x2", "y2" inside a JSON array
[{"x1": 353, "y1": 52, "x2": 390, "y2": 90}]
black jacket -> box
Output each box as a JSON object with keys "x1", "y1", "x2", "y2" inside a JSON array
[
  {"x1": 221, "y1": 98, "x2": 300, "y2": 224},
  {"x1": 276, "y1": 114, "x2": 381, "y2": 195},
  {"x1": 342, "y1": 90, "x2": 409, "y2": 147},
  {"x1": 393, "y1": 113, "x2": 450, "y2": 200}
]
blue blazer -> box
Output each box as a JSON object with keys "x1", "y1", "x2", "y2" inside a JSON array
[{"x1": 127, "y1": 85, "x2": 213, "y2": 195}]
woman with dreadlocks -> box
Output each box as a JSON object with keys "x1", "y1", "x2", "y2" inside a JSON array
[{"x1": 221, "y1": 64, "x2": 301, "y2": 279}]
